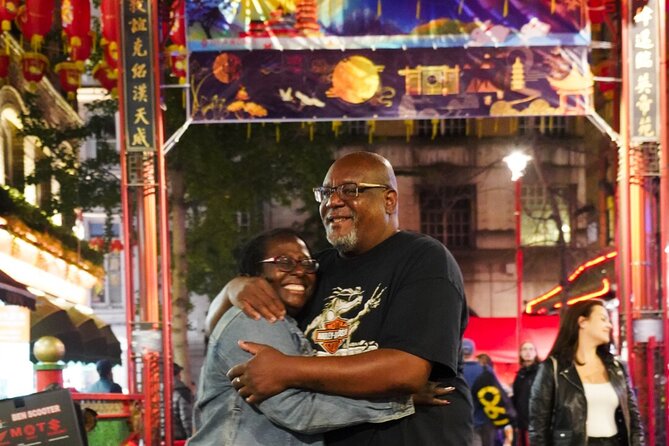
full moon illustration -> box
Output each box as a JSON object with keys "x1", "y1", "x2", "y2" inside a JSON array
[{"x1": 327, "y1": 56, "x2": 382, "y2": 104}]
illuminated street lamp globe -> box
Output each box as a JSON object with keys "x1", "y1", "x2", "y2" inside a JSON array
[{"x1": 503, "y1": 151, "x2": 532, "y2": 181}]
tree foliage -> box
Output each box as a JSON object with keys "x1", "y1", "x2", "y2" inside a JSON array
[
  {"x1": 166, "y1": 117, "x2": 334, "y2": 297},
  {"x1": 19, "y1": 94, "x2": 120, "y2": 232}
]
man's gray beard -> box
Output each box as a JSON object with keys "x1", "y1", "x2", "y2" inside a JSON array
[{"x1": 327, "y1": 228, "x2": 358, "y2": 254}]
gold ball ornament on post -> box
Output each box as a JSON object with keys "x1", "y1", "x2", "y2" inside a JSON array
[
  {"x1": 33, "y1": 335, "x2": 66, "y2": 363},
  {"x1": 33, "y1": 336, "x2": 67, "y2": 391}
]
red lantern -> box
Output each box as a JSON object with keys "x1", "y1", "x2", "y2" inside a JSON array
[
  {"x1": 168, "y1": 0, "x2": 186, "y2": 47},
  {"x1": 61, "y1": 0, "x2": 91, "y2": 61},
  {"x1": 0, "y1": 0, "x2": 18, "y2": 32},
  {"x1": 103, "y1": 40, "x2": 118, "y2": 68},
  {"x1": 93, "y1": 61, "x2": 118, "y2": 94},
  {"x1": 55, "y1": 60, "x2": 82, "y2": 99},
  {"x1": 16, "y1": 0, "x2": 54, "y2": 50},
  {"x1": 100, "y1": 0, "x2": 118, "y2": 67},
  {"x1": 109, "y1": 239, "x2": 123, "y2": 252},
  {"x1": 88, "y1": 237, "x2": 104, "y2": 251},
  {"x1": 0, "y1": 53, "x2": 8, "y2": 78},
  {"x1": 166, "y1": 0, "x2": 187, "y2": 83},
  {"x1": 70, "y1": 31, "x2": 92, "y2": 63},
  {"x1": 166, "y1": 44, "x2": 187, "y2": 83},
  {"x1": 21, "y1": 51, "x2": 48, "y2": 84}
]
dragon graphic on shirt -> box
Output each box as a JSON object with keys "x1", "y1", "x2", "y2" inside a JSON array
[{"x1": 305, "y1": 284, "x2": 385, "y2": 355}]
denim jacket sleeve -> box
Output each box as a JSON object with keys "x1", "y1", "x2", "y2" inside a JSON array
[{"x1": 221, "y1": 311, "x2": 414, "y2": 435}]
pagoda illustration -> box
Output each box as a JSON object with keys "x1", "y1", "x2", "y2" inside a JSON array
[
  {"x1": 296, "y1": 0, "x2": 320, "y2": 35},
  {"x1": 240, "y1": 6, "x2": 297, "y2": 37}
]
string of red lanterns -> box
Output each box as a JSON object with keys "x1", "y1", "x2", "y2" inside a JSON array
[
  {"x1": 0, "y1": 0, "x2": 184, "y2": 97},
  {"x1": 57, "y1": 0, "x2": 93, "y2": 99},
  {"x1": 166, "y1": 0, "x2": 187, "y2": 84},
  {"x1": 0, "y1": 0, "x2": 18, "y2": 79}
]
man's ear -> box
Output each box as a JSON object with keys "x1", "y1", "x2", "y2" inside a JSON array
[{"x1": 385, "y1": 189, "x2": 398, "y2": 213}]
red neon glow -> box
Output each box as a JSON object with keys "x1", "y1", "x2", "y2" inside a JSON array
[
  {"x1": 567, "y1": 251, "x2": 617, "y2": 282},
  {"x1": 526, "y1": 251, "x2": 617, "y2": 313},
  {"x1": 566, "y1": 278, "x2": 611, "y2": 305},
  {"x1": 525, "y1": 285, "x2": 563, "y2": 313}
]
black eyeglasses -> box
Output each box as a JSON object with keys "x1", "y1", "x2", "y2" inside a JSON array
[
  {"x1": 259, "y1": 256, "x2": 319, "y2": 273},
  {"x1": 312, "y1": 182, "x2": 390, "y2": 203}
]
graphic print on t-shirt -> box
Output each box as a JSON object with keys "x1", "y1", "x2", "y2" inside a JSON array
[{"x1": 305, "y1": 285, "x2": 385, "y2": 355}]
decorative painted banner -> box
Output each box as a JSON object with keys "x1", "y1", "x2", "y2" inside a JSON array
[
  {"x1": 189, "y1": 46, "x2": 592, "y2": 122},
  {"x1": 186, "y1": 0, "x2": 590, "y2": 51},
  {"x1": 186, "y1": 0, "x2": 592, "y2": 122}
]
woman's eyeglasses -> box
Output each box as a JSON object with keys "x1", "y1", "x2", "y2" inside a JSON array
[{"x1": 259, "y1": 256, "x2": 319, "y2": 273}]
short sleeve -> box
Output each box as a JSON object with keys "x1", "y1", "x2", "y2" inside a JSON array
[{"x1": 379, "y1": 241, "x2": 466, "y2": 377}]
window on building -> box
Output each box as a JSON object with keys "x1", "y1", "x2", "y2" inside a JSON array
[
  {"x1": 521, "y1": 183, "x2": 575, "y2": 246},
  {"x1": 416, "y1": 119, "x2": 467, "y2": 138},
  {"x1": 92, "y1": 252, "x2": 123, "y2": 308},
  {"x1": 236, "y1": 211, "x2": 251, "y2": 232},
  {"x1": 345, "y1": 121, "x2": 368, "y2": 135},
  {"x1": 419, "y1": 185, "x2": 475, "y2": 248},
  {"x1": 518, "y1": 116, "x2": 568, "y2": 136},
  {"x1": 0, "y1": 110, "x2": 24, "y2": 189},
  {"x1": 88, "y1": 221, "x2": 120, "y2": 238}
]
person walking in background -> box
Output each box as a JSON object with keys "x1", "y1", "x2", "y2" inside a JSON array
[
  {"x1": 85, "y1": 360, "x2": 122, "y2": 393},
  {"x1": 529, "y1": 299, "x2": 644, "y2": 446},
  {"x1": 463, "y1": 339, "x2": 514, "y2": 446},
  {"x1": 512, "y1": 341, "x2": 540, "y2": 446},
  {"x1": 172, "y1": 362, "x2": 194, "y2": 441}
]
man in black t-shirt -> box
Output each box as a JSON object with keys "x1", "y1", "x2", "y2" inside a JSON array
[{"x1": 225, "y1": 151, "x2": 474, "y2": 445}]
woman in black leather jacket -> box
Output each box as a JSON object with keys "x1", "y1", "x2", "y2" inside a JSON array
[{"x1": 528, "y1": 299, "x2": 644, "y2": 446}]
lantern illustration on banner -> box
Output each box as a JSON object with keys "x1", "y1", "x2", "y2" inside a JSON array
[{"x1": 166, "y1": 0, "x2": 187, "y2": 83}]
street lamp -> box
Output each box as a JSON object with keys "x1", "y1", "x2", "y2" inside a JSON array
[{"x1": 503, "y1": 150, "x2": 531, "y2": 353}]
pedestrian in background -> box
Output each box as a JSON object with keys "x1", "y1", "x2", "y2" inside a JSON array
[
  {"x1": 85, "y1": 360, "x2": 122, "y2": 393},
  {"x1": 172, "y1": 362, "x2": 194, "y2": 441},
  {"x1": 512, "y1": 341, "x2": 539, "y2": 446},
  {"x1": 529, "y1": 299, "x2": 644, "y2": 446},
  {"x1": 463, "y1": 339, "x2": 514, "y2": 446}
]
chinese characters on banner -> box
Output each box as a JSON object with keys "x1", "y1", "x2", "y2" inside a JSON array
[
  {"x1": 628, "y1": 0, "x2": 660, "y2": 144},
  {"x1": 121, "y1": 0, "x2": 157, "y2": 152}
]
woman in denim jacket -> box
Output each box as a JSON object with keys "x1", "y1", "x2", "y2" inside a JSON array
[
  {"x1": 528, "y1": 299, "x2": 644, "y2": 446},
  {"x1": 188, "y1": 229, "x2": 413, "y2": 446}
]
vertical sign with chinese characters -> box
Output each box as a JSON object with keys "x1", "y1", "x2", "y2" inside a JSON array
[
  {"x1": 121, "y1": 0, "x2": 156, "y2": 152},
  {"x1": 628, "y1": 0, "x2": 661, "y2": 144}
]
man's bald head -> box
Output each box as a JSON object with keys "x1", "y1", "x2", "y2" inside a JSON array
[
  {"x1": 319, "y1": 151, "x2": 399, "y2": 256},
  {"x1": 327, "y1": 152, "x2": 398, "y2": 192}
]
